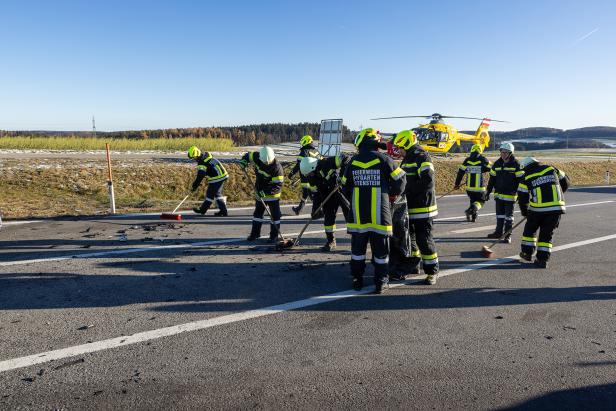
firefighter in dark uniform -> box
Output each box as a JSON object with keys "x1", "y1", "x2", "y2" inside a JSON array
[
  {"x1": 485, "y1": 142, "x2": 525, "y2": 243},
  {"x1": 239, "y1": 146, "x2": 284, "y2": 242},
  {"x1": 454, "y1": 144, "x2": 491, "y2": 222},
  {"x1": 188, "y1": 146, "x2": 229, "y2": 216},
  {"x1": 341, "y1": 128, "x2": 406, "y2": 294},
  {"x1": 393, "y1": 130, "x2": 440, "y2": 285},
  {"x1": 289, "y1": 135, "x2": 322, "y2": 215},
  {"x1": 299, "y1": 154, "x2": 350, "y2": 251},
  {"x1": 517, "y1": 157, "x2": 570, "y2": 268}
]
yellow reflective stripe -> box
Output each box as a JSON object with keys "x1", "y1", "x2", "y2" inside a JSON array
[
  {"x1": 249, "y1": 152, "x2": 254, "y2": 163},
  {"x1": 411, "y1": 250, "x2": 421, "y2": 257},
  {"x1": 259, "y1": 192, "x2": 281, "y2": 199},
  {"x1": 489, "y1": 170, "x2": 497, "y2": 176},
  {"x1": 401, "y1": 162, "x2": 417, "y2": 169},
  {"x1": 537, "y1": 242, "x2": 552, "y2": 248},
  {"x1": 347, "y1": 222, "x2": 392, "y2": 232},
  {"x1": 371, "y1": 187, "x2": 377, "y2": 224},
  {"x1": 466, "y1": 160, "x2": 481, "y2": 165},
  {"x1": 421, "y1": 253, "x2": 438, "y2": 260},
  {"x1": 271, "y1": 175, "x2": 284, "y2": 183},
  {"x1": 354, "y1": 187, "x2": 361, "y2": 225},
  {"x1": 518, "y1": 183, "x2": 528, "y2": 189},
  {"x1": 341, "y1": 176, "x2": 347, "y2": 184},
  {"x1": 408, "y1": 205, "x2": 438, "y2": 213},
  {"x1": 515, "y1": 171, "x2": 525, "y2": 177},
  {"x1": 522, "y1": 236, "x2": 537, "y2": 242},
  {"x1": 525, "y1": 166, "x2": 554, "y2": 180},
  {"x1": 473, "y1": 201, "x2": 483, "y2": 210},
  {"x1": 503, "y1": 167, "x2": 516, "y2": 171},
  {"x1": 536, "y1": 187, "x2": 542, "y2": 204},
  {"x1": 202, "y1": 153, "x2": 212, "y2": 162},
  {"x1": 459, "y1": 165, "x2": 467, "y2": 171},
  {"x1": 335, "y1": 155, "x2": 342, "y2": 168},
  {"x1": 352, "y1": 158, "x2": 381, "y2": 169},
  {"x1": 197, "y1": 165, "x2": 207, "y2": 170},
  {"x1": 324, "y1": 224, "x2": 336, "y2": 231},
  {"x1": 419, "y1": 162, "x2": 434, "y2": 172},
  {"x1": 208, "y1": 174, "x2": 228, "y2": 182},
  {"x1": 530, "y1": 200, "x2": 565, "y2": 207},
  {"x1": 495, "y1": 193, "x2": 517, "y2": 199},
  {"x1": 390, "y1": 167, "x2": 404, "y2": 179}
]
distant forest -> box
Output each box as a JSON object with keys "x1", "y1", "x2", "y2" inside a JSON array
[
  {"x1": 1, "y1": 124, "x2": 615, "y2": 149},
  {"x1": 0, "y1": 123, "x2": 355, "y2": 146}
]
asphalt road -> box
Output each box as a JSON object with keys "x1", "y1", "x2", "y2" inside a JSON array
[{"x1": 1, "y1": 186, "x2": 615, "y2": 410}]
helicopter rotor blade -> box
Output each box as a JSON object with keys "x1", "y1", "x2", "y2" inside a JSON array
[
  {"x1": 439, "y1": 116, "x2": 510, "y2": 123},
  {"x1": 370, "y1": 115, "x2": 433, "y2": 120}
]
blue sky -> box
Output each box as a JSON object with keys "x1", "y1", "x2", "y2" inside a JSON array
[{"x1": 1, "y1": 0, "x2": 614, "y2": 132}]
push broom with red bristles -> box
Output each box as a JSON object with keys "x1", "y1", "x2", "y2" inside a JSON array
[
  {"x1": 160, "y1": 193, "x2": 191, "y2": 221},
  {"x1": 481, "y1": 217, "x2": 527, "y2": 258}
]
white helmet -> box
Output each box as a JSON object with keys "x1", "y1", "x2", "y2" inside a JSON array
[
  {"x1": 259, "y1": 146, "x2": 275, "y2": 164},
  {"x1": 499, "y1": 142, "x2": 515, "y2": 153},
  {"x1": 520, "y1": 156, "x2": 538, "y2": 169},
  {"x1": 299, "y1": 157, "x2": 318, "y2": 176}
]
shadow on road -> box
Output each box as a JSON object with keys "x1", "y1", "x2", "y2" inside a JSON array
[{"x1": 497, "y1": 382, "x2": 616, "y2": 410}]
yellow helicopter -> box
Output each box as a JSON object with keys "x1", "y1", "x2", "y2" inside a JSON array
[{"x1": 371, "y1": 113, "x2": 508, "y2": 155}]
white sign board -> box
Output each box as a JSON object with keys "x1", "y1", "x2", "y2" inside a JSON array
[{"x1": 318, "y1": 119, "x2": 343, "y2": 157}]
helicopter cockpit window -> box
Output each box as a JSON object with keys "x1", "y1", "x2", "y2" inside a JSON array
[{"x1": 414, "y1": 128, "x2": 433, "y2": 142}]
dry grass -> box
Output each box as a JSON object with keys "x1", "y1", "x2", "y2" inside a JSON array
[
  {"x1": 0, "y1": 136, "x2": 235, "y2": 152},
  {"x1": 1, "y1": 157, "x2": 614, "y2": 219}
]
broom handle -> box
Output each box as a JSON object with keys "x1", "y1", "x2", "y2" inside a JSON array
[
  {"x1": 242, "y1": 168, "x2": 284, "y2": 241},
  {"x1": 293, "y1": 185, "x2": 341, "y2": 246},
  {"x1": 437, "y1": 182, "x2": 466, "y2": 201},
  {"x1": 172, "y1": 193, "x2": 191, "y2": 214},
  {"x1": 487, "y1": 216, "x2": 527, "y2": 249}
]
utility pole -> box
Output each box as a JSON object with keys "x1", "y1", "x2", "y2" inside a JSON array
[{"x1": 92, "y1": 116, "x2": 96, "y2": 138}]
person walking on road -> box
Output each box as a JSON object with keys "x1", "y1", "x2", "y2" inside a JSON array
[
  {"x1": 188, "y1": 146, "x2": 229, "y2": 216},
  {"x1": 299, "y1": 154, "x2": 350, "y2": 251},
  {"x1": 517, "y1": 157, "x2": 570, "y2": 268},
  {"x1": 485, "y1": 142, "x2": 524, "y2": 243},
  {"x1": 289, "y1": 135, "x2": 322, "y2": 215},
  {"x1": 454, "y1": 144, "x2": 491, "y2": 222},
  {"x1": 393, "y1": 130, "x2": 440, "y2": 285},
  {"x1": 239, "y1": 146, "x2": 285, "y2": 242},
  {"x1": 341, "y1": 128, "x2": 406, "y2": 294}
]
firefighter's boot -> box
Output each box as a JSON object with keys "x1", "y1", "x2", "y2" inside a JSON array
[
  {"x1": 247, "y1": 221, "x2": 262, "y2": 241},
  {"x1": 268, "y1": 224, "x2": 281, "y2": 243},
  {"x1": 321, "y1": 232, "x2": 336, "y2": 252},
  {"x1": 214, "y1": 197, "x2": 228, "y2": 217},
  {"x1": 292, "y1": 199, "x2": 306, "y2": 216},
  {"x1": 464, "y1": 207, "x2": 473, "y2": 222}
]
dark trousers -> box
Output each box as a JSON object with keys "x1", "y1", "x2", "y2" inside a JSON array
[
  {"x1": 409, "y1": 218, "x2": 438, "y2": 275},
  {"x1": 467, "y1": 191, "x2": 485, "y2": 214},
  {"x1": 322, "y1": 190, "x2": 350, "y2": 235},
  {"x1": 521, "y1": 213, "x2": 561, "y2": 262},
  {"x1": 495, "y1": 199, "x2": 515, "y2": 235},
  {"x1": 251, "y1": 199, "x2": 282, "y2": 238},
  {"x1": 199, "y1": 181, "x2": 227, "y2": 214},
  {"x1": 350, "y1": 232, "x2": 389, "y2": 285},
  {"x1": 390, "y1": 199, "x2": 420, "y2": 276}
]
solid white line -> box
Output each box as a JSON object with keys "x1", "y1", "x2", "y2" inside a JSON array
[
  {"x1": 0, "y1": 200, "x2": 613, "y2": 267},
  {"x1": 451, "y1": 225, "x2": 495, "y2": 234},
  {"x1": 1, "y1": 220, "x2": 43, "y2": 226},
  {"x1": 1, "y1": 232, "x2": 615, "y2": 373}
]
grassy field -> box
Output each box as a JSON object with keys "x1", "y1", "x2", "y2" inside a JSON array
[
  {"x1": 1, "y1": 157, "x2": 614, "y2": 219},
  {"x1": 0, "y1": 136, "x2": 236, "y2": 152}
]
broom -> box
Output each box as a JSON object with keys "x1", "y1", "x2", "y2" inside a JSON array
[
  {"x1": 160, "y1": 193, "x2": 191, "y2": 221},
  {"x1": 481, "y1": 217, "x2": 527, "y2": 258}
]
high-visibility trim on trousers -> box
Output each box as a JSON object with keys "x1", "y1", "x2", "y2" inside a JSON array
[{"x1": 351, "y1": 254, "x2": 366, "y2": 261}]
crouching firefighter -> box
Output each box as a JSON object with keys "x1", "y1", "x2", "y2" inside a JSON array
[
  {"x1": 289, "y1": 135, "x2": 322, "y2": 215},
  {"x1": 341, "y1": 128, "x2": 406, "y2": 294},
  {"x1": 517, "y1": 157, "x2": 570, "y2": 268},
  {"x1": 188, "y1": 146, "x2": 229, "y2": 216},
  {"x1": 454, "y1": 144, "x2": 491, "y2": 222},
  {"x1": 393, "y1": 130, "x2": 440, "y2": 285},
  {"x1": 299, "y1": 154, "x2": 351, "y2": 251},
  {"x1": 239, "y1": 146, "x2": 284, "y2": 242},
  {"x1": 485, "y1": 142, "x2": 524, "y2": 243}
]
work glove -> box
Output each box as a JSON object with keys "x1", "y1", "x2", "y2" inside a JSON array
[
  {"x1": 389, "y1": 195, "x2": 398, "y2": 204},
  {"x1": 257, "y1": 190, "x2": 266, "y2": 199},
  {"x1": 519, "y1": 204, "x2": 528, "y2": 217}
]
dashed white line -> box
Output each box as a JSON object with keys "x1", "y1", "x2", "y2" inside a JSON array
[{"x1": 1, "y1": 232, "x2": 615, "y2": 373}]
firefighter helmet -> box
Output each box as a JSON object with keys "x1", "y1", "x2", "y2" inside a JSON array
[
  {"x1": 354, "y1": 128, "x2": 379, "y2": 147},
  {"x1": 299, "y1": 157, "x2": 318, "y2": 176},
  {"x1": 392, "y1": 130, "x2": 418, "y2": 150},
  {"x1": 300, "y1": 135, "x2": 313, "y2": 147},
  {"x1": 470, "y1": 144, "x2": 483, "y2": 154},
  {"x1": 499, "y1": 142, "x2": 515, "y2": 153},
  {"x1": 520, "y1": 156, "x2": 538, "y2": 169},
  {"x1": 259, "y1": 146, "x2": 275, "y2": 164},
  {"x1": 187, "y1": 146, "x2": 201, "y2": 159}
]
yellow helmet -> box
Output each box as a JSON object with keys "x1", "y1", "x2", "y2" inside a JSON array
[
  {"x1": 187, "y1": 146, "x2": 201, "y2": 159},
  {"x1": 392, "y1": 130, "x2": 417, "y2": 150},
  {"x1": 300, "y1": 135, "x2": 313, "y2": 147},
  {"x1": 470, "y1": 144, "x2": 483, "y2": 154},
  {"x1": 354, "y1": 128, "x2": 378, "y2": 147}
]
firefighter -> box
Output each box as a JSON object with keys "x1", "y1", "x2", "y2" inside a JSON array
[
  {"x1": 289, "y1": 135, "x2": 322, "y2": 215},
  {"x1": 454, "y1": 144, "x2": 491, "y2": 222},
  {"x1": 239, "y1": 146, "x2": 284, "y2": 242},
  {"x1": 485, "y1": 142, "x2": 524, "y2": 243},
  {"x1": 299, "y1": 154, "x2": 350, "y2": 251},
  {"x1": 517, "y1": 157, "x2": 570, "y2": 268},
  {"x1": 188, "y1": 146, "x2": 229, "y2": 216},
  {"x1": 393, "y1": 130, "x2": 440, "y2": 285},
  {"x1": 341, "y1": 128, "x2": 406, "y2": 294}
]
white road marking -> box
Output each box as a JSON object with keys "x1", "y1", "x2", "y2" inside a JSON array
[
  {"x1": 1, "y1": 220, "x2": 43, "y2": 226},
  {"x1": 0, "y1": 200, "x2": 613, "y2": 267},
  {"x1": 1, "y1": 232, "x2": 615, "y2": 373},
  {"x1": 451, "y1": 225, "x2": 495, "y2": 234}
]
